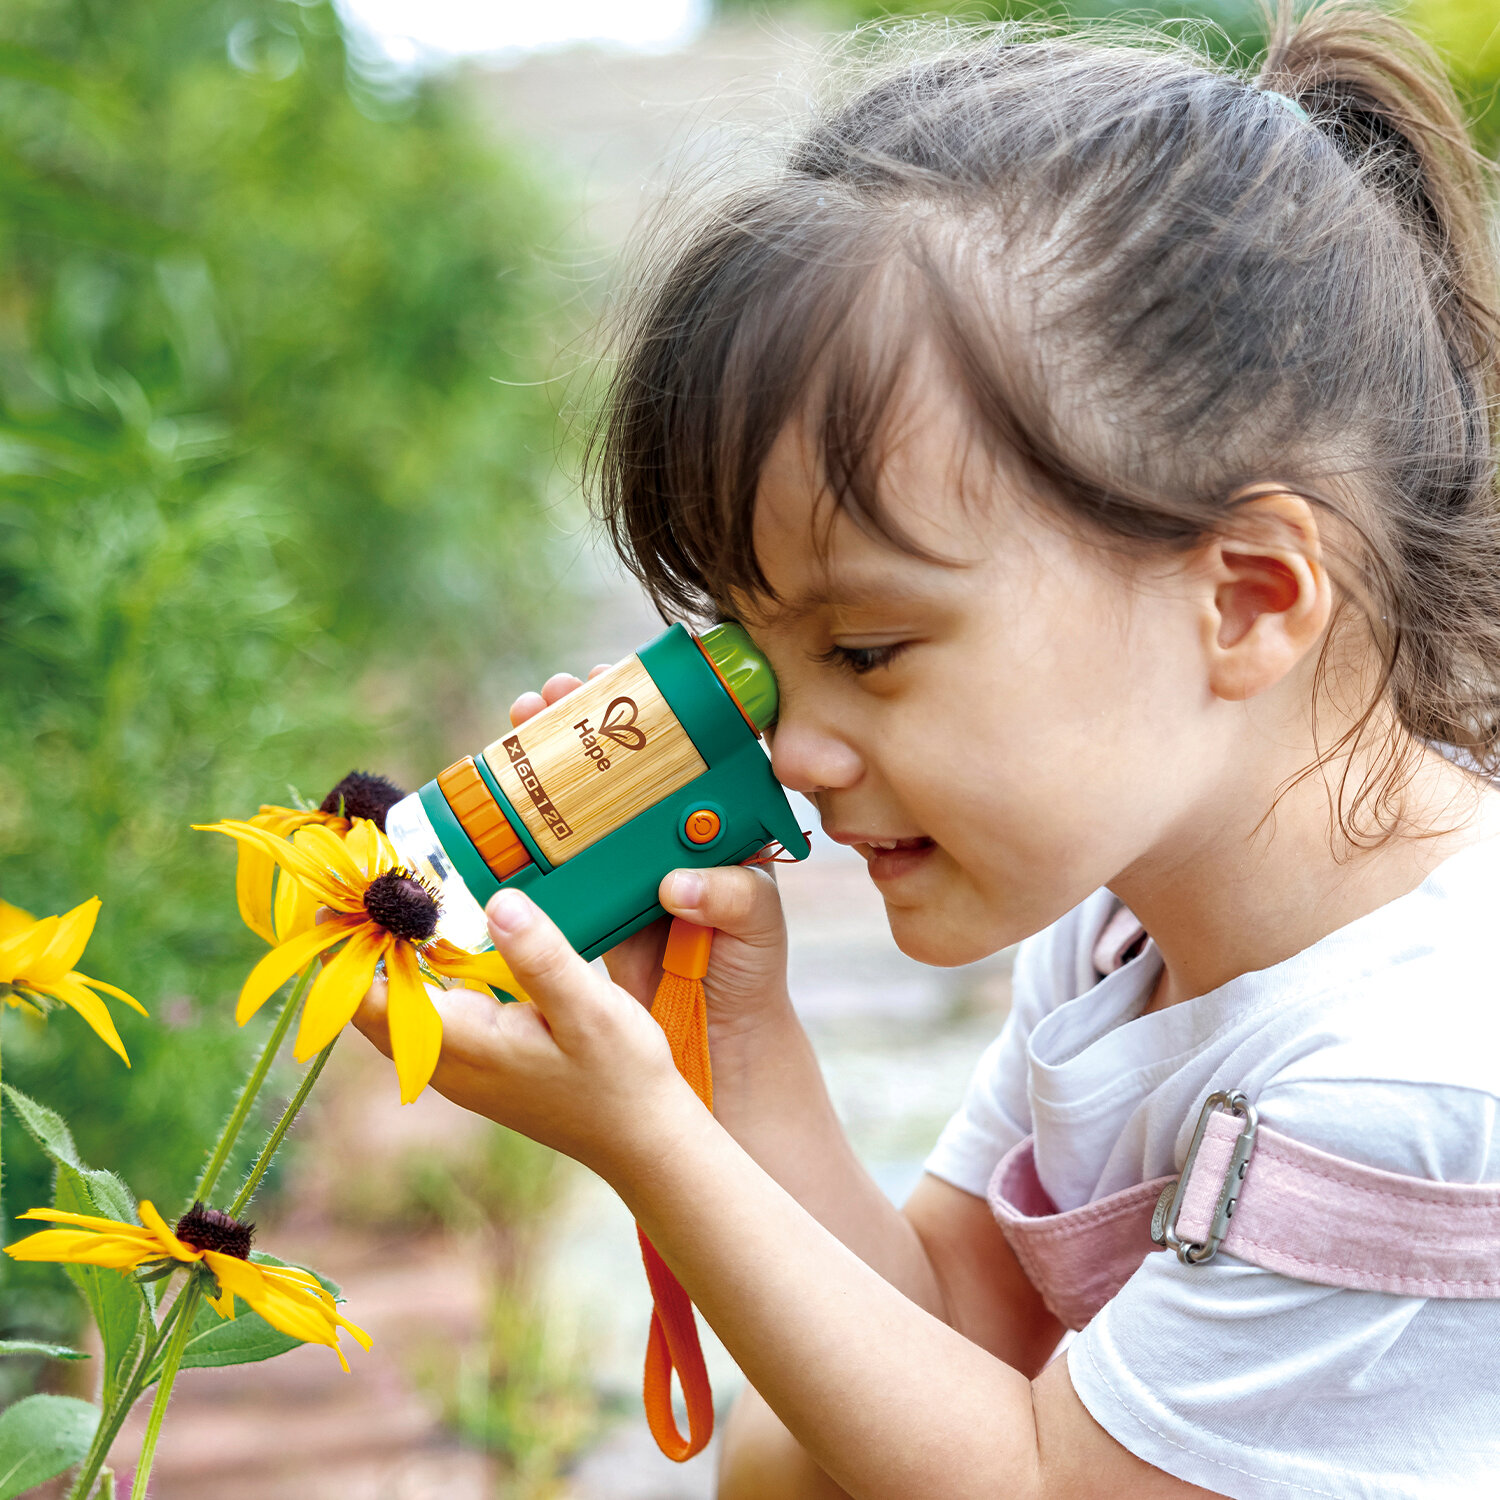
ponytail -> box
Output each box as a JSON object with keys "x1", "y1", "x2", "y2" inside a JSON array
[{"x1": 1261, "y1": 3, "x2": 1499, "y2": 506}]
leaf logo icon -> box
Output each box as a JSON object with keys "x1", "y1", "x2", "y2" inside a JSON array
[{"x1": 599, "y1": 696, "x2": 647, "y2": 752}]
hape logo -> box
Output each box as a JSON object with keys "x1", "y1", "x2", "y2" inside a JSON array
[{"x1": 574, "y1": 696, "x2": 647, "y2": 772}]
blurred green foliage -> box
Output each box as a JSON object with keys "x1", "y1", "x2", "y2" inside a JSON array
[
  {"x1": 717, "y1": 0, "x2": 1500, "y2": 151},
  {"x1": 0, "y1": 0, "x2": 578, "y2": 1360}
]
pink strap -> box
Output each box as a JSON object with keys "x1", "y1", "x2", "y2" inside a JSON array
[
  {"x1": 989, "y1": 1107, "x2": 1500, "y2": 1330},
  {"x1": 1178, "y1": 1108, "x2": 1500, "y2": 1297}
]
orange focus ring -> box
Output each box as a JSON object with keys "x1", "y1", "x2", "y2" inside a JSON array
[{"x1": 436, "y1": 756, "x2": 532, "y2": 881}]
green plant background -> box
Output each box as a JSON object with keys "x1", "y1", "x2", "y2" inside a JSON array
[{"x1": 0, "y1": 0, "x2": 582, "y2": 1371}]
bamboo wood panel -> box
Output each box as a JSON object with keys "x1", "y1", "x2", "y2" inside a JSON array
[{"x1": 483, "y1": 655, "x2": 706, "y2": 865}]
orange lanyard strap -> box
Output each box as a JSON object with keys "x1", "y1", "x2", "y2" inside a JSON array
[{"x1": 638, "y1": 917, "x2": 716, "y2": 1461}]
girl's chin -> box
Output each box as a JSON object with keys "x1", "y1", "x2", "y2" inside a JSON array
[{"x1": 880, "y1": 872, "x2": 1005, "y2": 968}]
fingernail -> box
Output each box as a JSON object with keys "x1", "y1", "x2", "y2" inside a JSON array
[
  {"x1": 489, "y1": 888, "x2": 533, "y2": 936},
  {"x1": 669, "y1": 870, "x2": 704, "y2": 907}
]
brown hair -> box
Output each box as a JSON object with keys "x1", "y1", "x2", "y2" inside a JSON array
[{"x1": 590, "y1": 2, "x2": 1500, "y2": 846}]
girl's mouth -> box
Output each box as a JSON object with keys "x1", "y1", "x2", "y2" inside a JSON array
[{"x1": 855, "y1": 836, "x2": 937, "y2": 883}]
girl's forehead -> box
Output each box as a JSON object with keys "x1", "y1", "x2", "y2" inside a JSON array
[{"x1": 745, "y1": 391, "x2": 1014, "y2": 615}]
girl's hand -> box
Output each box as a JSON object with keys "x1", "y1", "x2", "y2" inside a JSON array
[
  {"x1": 509, "y1": 668, "x2": 795, "y2": 1046},
  {"x1": 353, "y1": 888, "x2": 701, "y2": 1179}
]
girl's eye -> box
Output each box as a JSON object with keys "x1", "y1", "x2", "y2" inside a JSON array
[{"x1": 813, "y1": 641, "x2": 913, "y2": 676}]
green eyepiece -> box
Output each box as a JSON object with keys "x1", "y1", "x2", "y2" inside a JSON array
[{"x1": 699, "y1": 621, "x2": 778, "y2": 733}]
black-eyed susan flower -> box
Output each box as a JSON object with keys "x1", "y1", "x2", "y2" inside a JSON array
[
  {"x1": 5, "y1": 1201, "x2": 372, "y2": 1370},
  {"x1": 233, "y1": 772, "x2": 405, "y2": 946},
  {"x1": 194, "y1": 818, "x2": 528, "y2": 1102},
  {"x1": 0, "y1": 898, "x2": 146, "y2": 1065}
]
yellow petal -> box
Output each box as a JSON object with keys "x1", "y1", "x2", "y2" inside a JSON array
[
  {"x1": 336, "y1": 818, "x2": 373, "y2": 877},
  {"x1": 206, "y1": 1254, "x2": 351, "y2": 1364},
  {"x1": 0, "y1": 898, "x2": 36, "y2": 939},
  {"x1": 386, "y1": 939, "x2": 443, "y2": 1105},
  {"x1": 205, "y1": 1281, "x2": 237, "y2": 1319},
  {"x1": 37, "y1": 974, "x2": 131, "y2": 1065},
  {"x1": 261, "y1": 1264, "x2": 373, "y2": 1352},
  {"x1": 136, "y1": 1201, "x2": 200, "y2": 1263},
  {"x1": 74, "y1": 972, "x2": 149, "y2": 1017},
  {"x1": 16, "y1": 1207, "x2": 155, "y2": 1235},
  {"x1": 4, "y1": 1228, "x2": 158, "y2": 1269},
  {"x1": 195, "y1": 822, "x2": 353, "y2": 913},
  {"x1": 236, "y1": 915, "x2": 363, "y2": 1026},
  {"x1": 252, "y1": 806, "x2": 325, "y2": 835},
  {"x1": 259, "y1": 1263, "x2": 323, "y2": 1292},
  {"x1": 0, "y1": 915, "x2": 58, "y2": 985},
  {"x1": 423, "y1": 941, "x2": 532, "y2": 1003},
  {"x1": 235, "y1": 840, "x2": 278, "y2": 946},
  {"x1": 273, "y1": 866, "x2": 318, "y2": 943},
  {"x1": 343, "y1": 818, "x2": 396, "y2": 880},
  {"x1": 26, "y1": 898, "x2": 100, "y2": 982},
  {"x1": 294, "y1": 923, "x2": 385, "y2": 1060},
  {"x1": 291, "y1": 822, "x2": 369, "y2": 891}
]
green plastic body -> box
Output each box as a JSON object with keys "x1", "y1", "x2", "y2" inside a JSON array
[{"x1": 417, "y1": 622, "x2": 809, "y2": 969}]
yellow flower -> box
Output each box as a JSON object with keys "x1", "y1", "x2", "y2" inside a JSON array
[
  {"x1": 233, "y1": 772, "x2": 405, "y2": 946},
  {"x1": 194, "y1": 818, "x2": 528, "y2": 1102},
  {"x1": 0, "y1": 898, "x2": 147, "y2": 1065},
  {"x1": 5, "y1": 1201, "x2": 372, "y2": 1371}
]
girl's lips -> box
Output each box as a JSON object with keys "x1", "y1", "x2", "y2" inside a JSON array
[{"x1": 856, "y1": 836, "x2": 936, "y2": 883}]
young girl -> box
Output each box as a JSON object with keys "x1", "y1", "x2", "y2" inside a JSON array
[{"x1": 356, "y1": 4, "x2": 1500, "y2": 1494}]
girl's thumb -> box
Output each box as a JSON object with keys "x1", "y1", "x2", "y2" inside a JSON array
[{"x1": 659, "y1": 864, "x2": 784, "y2": 948}]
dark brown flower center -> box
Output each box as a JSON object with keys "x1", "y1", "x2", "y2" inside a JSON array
[
  {"x1": 363, "y1": 870, "x2": 439, "y2": 942},
  {"x1": 176, "y1": 1202, "x2": 254, "y2": 1260},
  {"x1": 320, "y1": 771, "x2": 406, "y2": 830}
]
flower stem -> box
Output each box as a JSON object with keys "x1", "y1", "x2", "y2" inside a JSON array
[
  {"x1": 1, "y1": 1009, "x2": 6, "y2": 1252},
  {"x1": 194, "y1": 965, "x2": 313, "y2": 1206},
  {"x1": 229, "y1": 1037, "x2": 336, "y2": 1218},
  {"x1": 67, "y1": 1276, "x2": 196, "y2": 1500},
  {"x1": 127, "y1": 1276, "x2": 201, "y2": 1500}
]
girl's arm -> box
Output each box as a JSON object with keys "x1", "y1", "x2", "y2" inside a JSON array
[{"x1": 718, "y1": 1173, "x2": 1064, "y2": 1499}]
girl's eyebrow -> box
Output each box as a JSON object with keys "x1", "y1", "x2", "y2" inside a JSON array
[{"x1": 776, "y1": 574, "x2": 949, "y2": 624}]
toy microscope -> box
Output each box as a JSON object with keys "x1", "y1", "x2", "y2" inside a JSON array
[{"x1": 385, "y1": 621, "x2": 811, "y2": 1464}]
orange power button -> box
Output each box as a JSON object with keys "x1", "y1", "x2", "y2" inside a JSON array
[{"x1": 684, "y1": 808, "x2": 721, "y2": 845}]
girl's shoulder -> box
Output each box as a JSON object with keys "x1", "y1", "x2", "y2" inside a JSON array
[{"x1": 1019, "y1": 854, "x2": 1500, "y2": 1187}]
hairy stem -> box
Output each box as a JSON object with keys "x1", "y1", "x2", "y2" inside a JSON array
[
  {"x1": 229, "y1": 1037, "x2": 336, "y2": 1218},
  {"x1": 127, "y1": 1277, "x2": 201, "y2": 1500},
  {"x1": 67, "y1": 1277, "x2": 195, "y2": 1500},
  {"x1": 193, "y1": 965, "x2": 312, "y2": 1206}
]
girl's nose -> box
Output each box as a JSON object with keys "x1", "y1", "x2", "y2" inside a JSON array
[{"x1": 766, "y1": 712, "x2": 863, "y2": 796}]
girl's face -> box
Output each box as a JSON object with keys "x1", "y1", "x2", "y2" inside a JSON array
[{"x1": 736, "y1": 377, "x2": 1226, "y2": 967}]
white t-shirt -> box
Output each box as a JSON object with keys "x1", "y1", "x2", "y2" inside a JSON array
[{"x1": 923, "y1": 836, "x2": 1500, "y2": 1499}]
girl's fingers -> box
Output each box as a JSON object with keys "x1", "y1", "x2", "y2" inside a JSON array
[
  {"x1": 599, "y1": 917, "x2": 670, "y2": 1004},
  {"x1": 485, "y1": 888, "x2": 608, "y2": 1045},
  {"x1": 509, "y1": 690, "x2": 546, "y2": 727},
  {"x1": 352, "y1": 970, "x2": 392, "y2": 1057},
  {"x1": 659, "y1": 863, "x2": 785, "y2": 949},
  {"x1": 509, "y1": 666, "x2": 612, "y2": 726}
]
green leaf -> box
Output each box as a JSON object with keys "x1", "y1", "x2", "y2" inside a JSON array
[
  {"x1": 0, "y1": 1394, "x2": 99, "y2": 1499},
  {"x1": 156, "y1": 1253, "x2": 342, "y2": 1379},
  {"x1": 0, "y1": 1338, "x2": 89, "y2": 1360},
  {"x1": 3, "y1": 1084, "x2": 84, "y2": 1170},
  {"x1": 54, "y1": 1167, "x2": 149, "y2": 1409},
  {"x1": 3, "y1": 1084, "x2": 138, "y2": 1222}
]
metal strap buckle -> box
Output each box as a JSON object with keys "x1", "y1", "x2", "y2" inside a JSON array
[{"x1": 1150, "y1": 1090, "x2": 1259, "y2": 1266}]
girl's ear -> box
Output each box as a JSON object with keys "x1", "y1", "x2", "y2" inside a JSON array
[{"x1": 1195, "y1": 489, "x2": 1332, "y2": 703}]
